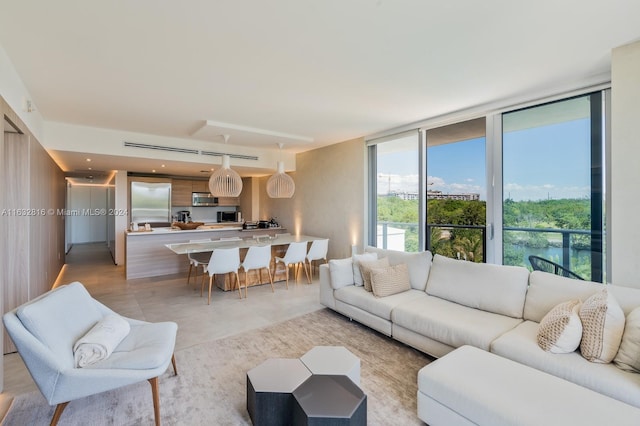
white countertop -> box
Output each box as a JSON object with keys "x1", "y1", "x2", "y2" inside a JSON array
[{"x1": 127, "y1": 226, "x2": 242, "y2": 235}]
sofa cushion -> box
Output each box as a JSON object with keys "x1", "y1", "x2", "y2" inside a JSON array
[
  {"x1": 537, "y1": 300, "x2": 582, "y2": 353},
  {"x1": 615, "y1": 307, "x2": 640, "y2": 373},
  {"x1": 524, "y1": 271, "x2": 604, "y2": 322},
  {"x1": 579, "y1": 289, "x2": 625, "y2": 363},
  {"x1": 392, "y1": 296, "x2": 522, "y2": 351},
  {"x1": 16, "y1": 282, "x2": 104, "y2": 368},
  {"x1": 425, "y1": 255, "x2": 529, "y2": 318},
  {"x1": 418, "y1": 345, "x2": 640, "y2": 426},
  {"x1": 491, "y1": 320, "x2": 640, "y2": 409},
  {"x1": 359, "y1": 257, "x2": 389, "y2": 292},
  {"x1": 328, "y1": 258, "x2": 355, "y2": 289},
  {"x1": 352, "y1": 252, "x2": 377, "y2": 286},
  {"x1": 334, "y1": 286, "x2": 427, "y2": 321},
  {"x1": 365, "y1": 246, "x2": 432, "y2": 291},
  {"x1": 370, "y1": 263, "x2": 411, "y2": 297}
]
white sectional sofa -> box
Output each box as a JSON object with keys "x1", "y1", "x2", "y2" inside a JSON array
[{"x1": 319, "y1": 246, "x2": 640, "y2": 424}]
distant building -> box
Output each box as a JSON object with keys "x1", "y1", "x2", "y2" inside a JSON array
[
  {"x1": 387, "y1": 190, "x2": 480, "y2": 201},
  {"x1": 427, "y1": 190, "x2": 480, "y2": 201}
]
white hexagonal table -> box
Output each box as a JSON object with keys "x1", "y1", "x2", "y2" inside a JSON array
[
  {"x1": 247, "y1": 358, "x2": 312, "y2": 426},
  {"x1": 300, "y1": 346, "x2": 360, "y2": 385}
]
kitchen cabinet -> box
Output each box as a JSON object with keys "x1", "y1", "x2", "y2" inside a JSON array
[
  {"x1": 171, "y1": 179, "x2": 192, "y2": 207},
  {"x1": 192, "y1": 179, "x2": 209, "y2": 193},
  {"x1": 218, "y1": 196, "x2": 240, "y2": 206}
]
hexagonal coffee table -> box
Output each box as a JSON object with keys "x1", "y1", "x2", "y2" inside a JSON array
[
  {"x1": 292, "y1": 375, "x2": 367, "y2": 425},
  {"x1": 301, "y1": 346, "x2": 361, "y2": 385},
  {"x1": 247, "y1": 358, "x2": 312, "y2": 426}
]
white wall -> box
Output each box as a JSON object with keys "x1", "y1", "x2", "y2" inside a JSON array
[
  {"x1": 611, "y1": 40, "x2": 640, "y2": 288},
  {"x1": 0, "y1": 44, "x2": 44, "y2": 141}
]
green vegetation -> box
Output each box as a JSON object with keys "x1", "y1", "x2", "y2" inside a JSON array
[{"x1": 377, "y1": 196, "x2": 594, "y2": 276}]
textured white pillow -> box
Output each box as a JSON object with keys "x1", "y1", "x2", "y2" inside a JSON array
[
  {"x1": 579, "y1": 289, "x2": 625, "y2": 363},
  {"x1": 614, "y1": 307, "x2": 640, "y2": 372},
  {"x1": 352, "y1": 252, "x2": 377, "y2": 287},
  {"x1": 537, "y1": 300, "x2": 583, "y2": 354},
  {"x1": 328, "y1": 258, "x2": 354, "y2": 289},
  {"x1": 370, "y1": 263, "x2": 411, "y2": 298}
]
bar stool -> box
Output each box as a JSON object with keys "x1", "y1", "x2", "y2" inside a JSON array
[
  {"x1": 274, "y1": 241, "x2": 310, "y2": 288},
  {"x1": 202, "y1": 247, "x2": 241, "y2": 304},
  {"x1": 240, "y1": 244, "x2": 274, "y2": 296},
  {"x1": 305, "y1": 239, "x2": 328, "y2": 282}
]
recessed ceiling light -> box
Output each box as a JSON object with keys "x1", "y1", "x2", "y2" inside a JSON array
[
  {"x1": 88, "y1": 167, "x2": 92, "y2": 170},
  {"x1": 161, "y1": 164, "x2": 166, "y2": 168},
  {"x1": 86, "y1": 158, "x2": 91, "y2": 162},
  {"x1": 152, "y1": 169, "x2": 156, "y2": 173}
]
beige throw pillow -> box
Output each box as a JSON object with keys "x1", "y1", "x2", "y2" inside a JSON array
[
  {"x1": 614, "y1": 307, "x2": 640, "y2": 373},
  {"x1": 359, "y1": 257, "x2": 389, "y2": 292},
  {"x1": 370, "y1": 263, "x2": 411, "y2": 298},
  {"x1": 537, "y1": 300, "x2": 582, "y2": 353},
  {"x1": 352, "y1": 252, "x2": 377, "y2": 287},
  {"x1": 579, "y1": 289, "x2": 625, "y2": 363}
]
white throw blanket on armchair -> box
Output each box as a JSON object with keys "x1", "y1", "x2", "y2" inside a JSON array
[{"x1": 73, "y1": 314, "x2": 131, "y2": 368}]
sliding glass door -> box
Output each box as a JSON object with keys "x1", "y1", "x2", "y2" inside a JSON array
[
  {"x1": 369, "y1": 131, "x2": 421, "y2": 252},
  {"x1": 425, "y1": 118, "x2": 487, "y2": 262},
  {"x1": 502, "y1": 93, "x2": 604, "y2": 281}
]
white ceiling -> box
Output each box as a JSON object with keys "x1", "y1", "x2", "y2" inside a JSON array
[{"x1": 1, "y1": 1, "x2": 639, "y2": 180}]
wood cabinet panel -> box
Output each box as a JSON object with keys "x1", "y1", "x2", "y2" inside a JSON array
[
  {"x1": 171, "y1": 179, "x2": 192, "y2": 206},
  {"x1": 218, "y1": 196, "x2": 240, "y2": 206},
  {"x1": 192, "y1": 180, "x2": 209, "y2": 193}
]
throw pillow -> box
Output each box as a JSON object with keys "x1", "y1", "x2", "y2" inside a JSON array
[
  {"x1": 370, "y1": 263, "x2": 411, "y2": 298},
  {"x1": 328, "y1": 258, "x2": 355, "y2": 289},
  {"x1": 352, "y1": 252, "x2": 378, "y2": 287},
  {"x1": 359, "y1": 257, "x2": 390, "y2": 292},
  {"x1": 614, "y1": 307, "x2": 640, "y2": 373},
  {"x1": 537, "y1": 300, "x2": 582, "y2": 353},
  {"x1": 579, "y1": 288, "x2": 625, "y2": 363}
]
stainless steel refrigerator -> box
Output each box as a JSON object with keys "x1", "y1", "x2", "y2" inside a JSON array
[{"x1": 130, "y1": 181, "x2": 171, "y2": 225}]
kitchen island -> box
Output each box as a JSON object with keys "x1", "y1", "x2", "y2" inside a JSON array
[{"x1": 125, "y1": 225, "x2": 288, "y2": 280}]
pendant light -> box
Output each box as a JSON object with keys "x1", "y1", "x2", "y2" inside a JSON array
[
  {"x1": 208, "y1": 134, "x2": 243, "y2": 197},
  {"x1": 267, "y1": 143, "x2": 295, "y2": 198}
]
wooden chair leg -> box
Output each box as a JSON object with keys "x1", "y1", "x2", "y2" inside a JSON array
[
  {"x1": 208, "y1": 275, "x2": 214, "y2": 305},
  {"x1": 50, "y1": 401, "x2": 70, "y2": 426},
  {"x1": 234, "y1": 272, "x2": 243, "y2": 299},
  {"x1": 285, "y1": 264, "x2": 289, "y2": 289},
  {"x1": 186, "y1": 264, "x2": 193, "y2": 285},
  {"x1": 267, "y1": 267, "x2": 274, "y2": 292},
  {"x1": 171, "y1": 354, "x2": 178, "y2": 375},
  {"x1": 148, "y1": 377, "x2": 161, "y2": 426},
  {"x1": 303, "y1": 261, "x2": 311, "y2": 284}
]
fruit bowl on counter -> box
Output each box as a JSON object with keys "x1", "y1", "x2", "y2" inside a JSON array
[{"x1": 171, "y1": 221, "x2": 204, "y2": 230}]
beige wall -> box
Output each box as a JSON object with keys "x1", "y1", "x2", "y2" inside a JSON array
[
  {"x1": 611, "y1": 40, "x2": 640, "y2": 288},
  {"x1": 1, "y1": 96, "x2": 66, "y2": 356},
  {"x1": 261, "y1": 137, "x2": 366, "y2": 259}
]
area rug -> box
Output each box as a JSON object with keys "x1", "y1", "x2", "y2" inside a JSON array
[{"x1": 2, "y1": 309, "x2": 432, "y2": 425}]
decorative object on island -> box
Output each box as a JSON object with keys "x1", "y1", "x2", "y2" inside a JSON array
[
  {"x1": 267, "y1": 143, "x2": 295, "y2": 198},
  {"x1": 208, "y1": 134, "x2": 243, "y2": 197}
]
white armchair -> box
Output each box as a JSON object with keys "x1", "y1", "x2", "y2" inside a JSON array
[{"x1": 2, "y1": 282, "x2": 178, "y2": 426}]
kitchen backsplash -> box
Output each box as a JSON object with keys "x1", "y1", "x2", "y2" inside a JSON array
[{"x1": 171, "y1": 206, "x2": 237, "y2": 223}]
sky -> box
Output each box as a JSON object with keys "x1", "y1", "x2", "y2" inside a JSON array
[{"x1": 376, "y1": 117, "x2": 592, "y2": 202}]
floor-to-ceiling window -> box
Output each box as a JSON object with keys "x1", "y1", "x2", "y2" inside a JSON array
[
  {"x1": 368, "y1": 131, "x2": 422, "y2": 252},
  {"x1": 425, "y1": 118, "x2": 487, "y2": 262},
  {"x1": 502, "y1": 92, "x2": 605, "y2": 281}
]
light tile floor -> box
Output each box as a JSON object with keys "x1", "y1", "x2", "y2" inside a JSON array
[{"x1": 1, "y1": 242, "x2": 323, "y2": 418}]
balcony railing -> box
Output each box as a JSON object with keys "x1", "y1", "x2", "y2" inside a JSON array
[
  {"x1": 503, "y1": 226, "x2": 602, "y2": 282},
  {"x1": 378, "y1": 222, "x2": 602, "y2": 281}
]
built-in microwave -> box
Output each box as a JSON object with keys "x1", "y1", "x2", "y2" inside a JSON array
[
  {"x1": 217, "y1": 211, "x2": 242, "y2": 222},
  {"x1": 192, "y1": 192, "x2": 218, "y2": 206}
]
